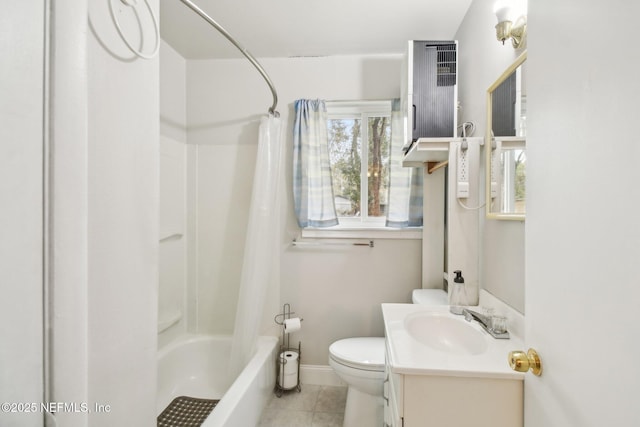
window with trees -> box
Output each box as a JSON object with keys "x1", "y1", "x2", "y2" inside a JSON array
[{"x1": 325, "y1": 101, "x2": 391, "y2": 227}]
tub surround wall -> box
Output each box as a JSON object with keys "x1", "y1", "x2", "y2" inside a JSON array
[
  {"x1": 159, "y1": 41, "x2": 189, "y2": 348},
  {"x1": 454, "y1": 0, "x2": 525, "y2": 313},
  {"x1": 161, "y1": 41, "x2": 188, "y2": 144},
  {"x1": 159, "y1": 136, "x2": 187, "y2": 345}
]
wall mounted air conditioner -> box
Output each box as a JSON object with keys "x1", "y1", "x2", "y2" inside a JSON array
[{"x1": 401, "y1": 40, "x2": 458, "y2": 151}]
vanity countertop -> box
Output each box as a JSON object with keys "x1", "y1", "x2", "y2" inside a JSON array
[{"x1": 382, "y1": 303, "x2": 525, "y2": 380}]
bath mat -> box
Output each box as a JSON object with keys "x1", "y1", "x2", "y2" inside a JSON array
[{"x1": 157, "y1": 396, "x2": 220, "y2": 427}]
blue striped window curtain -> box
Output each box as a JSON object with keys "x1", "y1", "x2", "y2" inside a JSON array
[
  {"x1": 386, "y1": 99, "x2": 423, "y2": 227},
  {"x1": 293, "y1": 99, "x2": 338, "y2": 228}
]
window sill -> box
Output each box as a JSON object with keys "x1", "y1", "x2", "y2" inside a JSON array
[{"x1": 301, "y1": 226, "x2": 422, "y2": 240}]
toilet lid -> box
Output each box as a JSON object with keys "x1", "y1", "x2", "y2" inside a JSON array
[{"x1": 329, "y1": 337, "x2": 385, "y2": 371}]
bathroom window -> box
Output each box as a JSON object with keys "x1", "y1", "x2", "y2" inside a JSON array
[
  {"x1": 325, "y1": 101, "x2": 391, "y2": 228},
  {"x1": 296, "y1": 99, "x2": 422, "y2": 239}
]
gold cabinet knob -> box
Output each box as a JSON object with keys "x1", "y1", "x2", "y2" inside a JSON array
[{"x1": 508, "y1": 348, "x2": 542, "y2": 376}]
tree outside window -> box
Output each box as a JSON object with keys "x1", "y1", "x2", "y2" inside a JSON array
[{"x1": 326, "y1": 101, "x2": 391, "y2": 224}]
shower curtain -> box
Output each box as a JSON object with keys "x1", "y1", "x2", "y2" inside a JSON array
[{"x1": 229, "y1": 114, "x2": 283, "y2": 380}]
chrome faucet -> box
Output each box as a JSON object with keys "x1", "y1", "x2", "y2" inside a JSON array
[{"x1": 462, "y1": 309, "x2": 510, "y2": 339}]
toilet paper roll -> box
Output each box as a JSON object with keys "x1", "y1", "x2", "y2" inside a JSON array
[
  {"x1": 283, "y1": 317, "x2": 301, "y2": 334},
  {"x1": 280, "y1": 372, "x2": 297, "y2": 389},
  {"x1": 279, "y1": 351, "x2": 299, "y2": 373},
  {"x1": 279, "y1": 351, "x2": 299, "y2": 389}
]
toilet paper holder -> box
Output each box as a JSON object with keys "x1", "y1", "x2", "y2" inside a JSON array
[
  {"x1": 274, "y1": 303, "x2": 302, "y2": 397},
  {"x1": 273, "y1": 303, "x2": 304, "y2": 327}
]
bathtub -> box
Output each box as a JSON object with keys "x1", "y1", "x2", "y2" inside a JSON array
[{"x1": 157, "y1": 334, "x2": 279, "y2": 426}]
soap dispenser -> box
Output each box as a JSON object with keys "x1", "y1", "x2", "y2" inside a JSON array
[{"x1": 449, "y1": 270, "x2": 468, "y2": 315}]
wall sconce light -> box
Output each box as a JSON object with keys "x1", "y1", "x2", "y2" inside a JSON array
[{"x1": 494, "y1": 0, "x2": 527, "y2": 48}]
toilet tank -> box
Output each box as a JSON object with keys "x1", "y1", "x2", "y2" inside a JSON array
[{"x1": 411, "y1": 289, "x2": 448, "y2": 305}]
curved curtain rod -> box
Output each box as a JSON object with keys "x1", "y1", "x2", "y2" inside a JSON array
[{"x1": 177, "y1": 0, "x2": 279, "y2": 116}]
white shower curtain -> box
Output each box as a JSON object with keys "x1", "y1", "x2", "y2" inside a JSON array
[{"x1": 229, "y1": 114, "x2": 283, "y2": 380}]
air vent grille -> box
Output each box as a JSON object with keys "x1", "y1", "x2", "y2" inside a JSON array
[{"x1": 437, "y1": 44, "x2": 457, "y2": 87}]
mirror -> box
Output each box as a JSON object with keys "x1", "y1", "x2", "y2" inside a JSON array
[{"x1": 486, "y1": 51, "x2": 527, "y2": 220}]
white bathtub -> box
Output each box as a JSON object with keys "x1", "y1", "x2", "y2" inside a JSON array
[{"x1": 157, "y1": 334, "x2": 278, "y2": 427}]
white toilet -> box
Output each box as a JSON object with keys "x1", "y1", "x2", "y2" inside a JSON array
[
  {"x1": 328, "y1": 337, "x2": 385, "y2": 427},
  {"x1": 329, "y1": 289, "x2": 448, "y2": 427},
  {"x1": 411, "y1": 288, "x2": 448, "y2": 305}
]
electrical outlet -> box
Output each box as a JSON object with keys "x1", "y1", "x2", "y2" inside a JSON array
[
  {"x1": 490, "y1": 145, "x2": 499, "y2": 198},
  {"x1": 457, "y1": 143, "x2": 469, "y2": 198},
  {"x1": 458, "y1": 182, "x2": 469, "y2": 198}
]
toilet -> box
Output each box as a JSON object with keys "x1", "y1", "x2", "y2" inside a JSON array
[
  {"x1": 329, "y1": 289, "x2": 448, "y2": 427},
  {"x1": 328, "y1": 337, "x2": 385, "y2": 427},
  {"x1": 411, "y1": 288, "x2": 448, "y2": 305}
]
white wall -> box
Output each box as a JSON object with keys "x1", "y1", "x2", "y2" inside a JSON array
[
  {"x1": 83, "y1": 1, "x2": 159, "y2": 425},
  {"x1": 0, "y1": 3, "x2": 45, "y2": 426},
  {"x1": 454, "y1": 0, "x2": 525, "y2": 312},
  {"x1": 186, "y1": 55, "x2": 422, "y2": 364},
  {"x1": 445, "y1": 138, "x2": 483, "y2": 306}
]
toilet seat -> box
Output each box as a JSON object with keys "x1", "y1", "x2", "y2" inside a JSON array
[{"x1": 329, "y1": 337, "x2": 385, "y2": 372}]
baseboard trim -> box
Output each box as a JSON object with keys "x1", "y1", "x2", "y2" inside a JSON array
[{"x1": 300, "y1": 364, "x2": 346, "y2": 387}]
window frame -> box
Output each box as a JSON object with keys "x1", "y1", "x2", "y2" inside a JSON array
[{"x1": 301, "y1": 100, "x2": 421, "y2": 240}]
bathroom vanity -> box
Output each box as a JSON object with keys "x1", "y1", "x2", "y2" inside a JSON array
[{"x1": 382, "y1": 304, "x2": 524, "y2": 427}]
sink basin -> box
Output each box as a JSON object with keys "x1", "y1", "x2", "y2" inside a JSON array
[{"x1": 404, "y1": 311, "x2": 488, "y2": 355}]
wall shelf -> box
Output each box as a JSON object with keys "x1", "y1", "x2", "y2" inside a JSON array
[
  {"x1": 158, "y1": 310, "x2": 182, "y2": 333},
  {"x1": 494, "y1": 136, "x2": 526, "y2": 149},
  {"x1": 402, "y1": 138, "x2": 451, "y2": 167},
  {"x1": 159, "y1": 232, "x2": 183, "y2": 243}
]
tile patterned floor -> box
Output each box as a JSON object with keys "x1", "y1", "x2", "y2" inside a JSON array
[{"x1": 258, "y1": 385, "x2": 347, "y2": 427}]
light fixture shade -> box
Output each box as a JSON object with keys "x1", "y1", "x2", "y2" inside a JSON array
[
  {"x1": 494, "y1": 0, "x2": 527, "y2": 22},
  {"x1": 511, "y1": 0, "x2": 528, "y2": 18},
  {"x1": 493, "y1": 0, "x2": 514, "y2": 23}
]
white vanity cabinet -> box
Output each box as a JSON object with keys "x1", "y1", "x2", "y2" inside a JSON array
[
  {"x1": 384, "y1": 345, "x2": 403, "y2": 427},
  {"x1": 382, "y1": 304, "x2": 524, "y2": 427},
  {"x1": 384, "y1": 354, "x2": 523, "y2": 426}
]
